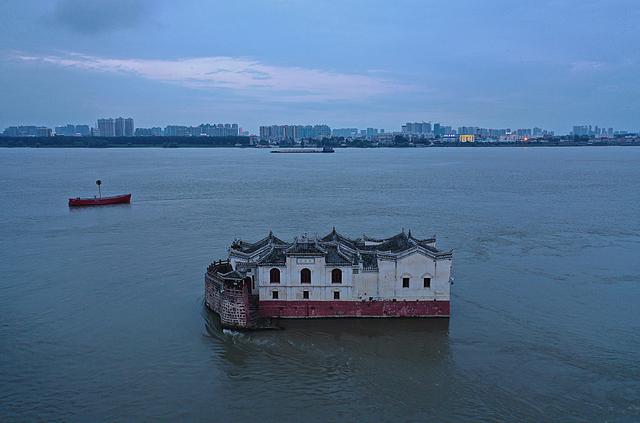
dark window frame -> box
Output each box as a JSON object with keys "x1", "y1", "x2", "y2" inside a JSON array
[
  {"x1": 423, "y1": 277, "x2": 431, "y2": 288},
  {"x1": 303, "y1": 290, "x2": 310, "y2": 299},
  {"x1": 333, "y1": 291, "x2": 340, "y2": 300},
  {"x1": 300, "y1": 268, "x2": 311, "y2": 284},
  {"x1": 331, "y1": 268, "x2": 342, "y2": 284},
  {"x1": 270, "y1": 268, "x2": 281, "y2": 284},
  {"x1": 402, "y1": 277, "x2": 410, "y2": 288},
  {"x1": 272, "y1": 290, "x2": 279, "y2": 299}
]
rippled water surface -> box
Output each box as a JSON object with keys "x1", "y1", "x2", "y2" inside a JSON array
[{"x1": 1, "y1": 147, "x2": 639, "y2": 422}]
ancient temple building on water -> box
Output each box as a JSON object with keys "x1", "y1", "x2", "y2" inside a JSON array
[{"x1": 205, "y1": 229, "x2": 453, "y2": 329}]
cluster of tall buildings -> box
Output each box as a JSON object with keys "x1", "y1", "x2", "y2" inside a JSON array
[
  {"x1": 54, "y1": 124, "x2": 91, "y2": 137},
  {"x1": 331, "y1": 128, "x2": 385, "y2": 137},
  {"x1": 259, "y1": 125, "x2": 331, "y2": 141},
  {"x1": 0, "y1": 119, "x2": 631, "y2": 140},
  {"x1": 457, "y1": 127, "x2": 552, "y2": 138},
  {"x1": 400, "y1": 121, "x2": 555, "y2": 141},
  {"x1": 331, "y1": 128, "x2": 359, "y2": 137},
  {"x1": 402, "y1": 122, "x2": 454, "y2": 137},
  {"x1": 134, "y1": 127, "x2": 163, "y2": 137},
  {"x1": 0, "y1": 120, "x2": 243, "y2": 138},
  {"x1": 572, "y1": 125, "x2": 615, "y2": 138},
  {"x1": 2, "y1": 126, "x2": 53, "y2": 137},
  {"x1": 164, "y1": 123, "x2": 239, "y2": 137},
  {"x1": 1, "y1": 120, "x2": 134, "y2": 138},
  {"x1": 402, "y1": 122, "x2": 433, "y2": 135},
  {"x1": 258, "y1": 125, "x2": 388, "y2": 140},
  {"x1": 96, "y1": 117, "x2": 135, "y2": 137}
]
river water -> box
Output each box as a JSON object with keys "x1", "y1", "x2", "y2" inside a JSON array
[{"x1": 0, "y1": 147, "x2": 639, "y2": 422}]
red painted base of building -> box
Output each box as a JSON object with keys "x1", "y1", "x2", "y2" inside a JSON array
[{"x1": 258, "y1": 300, "x2": 450, "y2": 319}]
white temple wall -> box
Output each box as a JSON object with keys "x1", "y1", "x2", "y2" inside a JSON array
[
  {"x1": 285, "y1": 256, "x2": 326, "y2": 284},
  {"x1": 375, "y1": 252, "x2": 451, "y2": 300},
  {"x1": 257, "y1": 260, "x2": 354, "y2": 301},
  {"x1": 323, "y1": 266, "x2": 353, "y2": 286},
  {"x1": 354, "y1": 272, "x2": 379, "y2": 299},
  {"x1": 250, "y1": 249, "x2": 451, "y2": 302}
]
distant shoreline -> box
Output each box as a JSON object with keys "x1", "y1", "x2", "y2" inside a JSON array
[{"x1": 1, "y1": 136, "x2": 639, "y2": 148}]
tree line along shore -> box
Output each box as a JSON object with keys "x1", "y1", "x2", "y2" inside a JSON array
[{"x1": 1, "y1": 135, "x2": 639, "y2": 148}]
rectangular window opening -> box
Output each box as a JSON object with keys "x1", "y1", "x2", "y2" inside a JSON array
[
  {"x1": 272, "y1": 291, "x2": 279, "y2": 299},
  {"x1": 333, "y1": 291, "x2": 340, "y2": 300},
  {"x1": 424, "y1": 277, "x2": 431, "y2": 288},
  {"x1": 303, "y1": 290, "x2": 310, "y2": 299},
  {"x1": 402, "y1": 277, "x2": 410, "y2": 288}
]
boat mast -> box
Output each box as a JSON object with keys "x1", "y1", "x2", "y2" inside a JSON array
[{"x1": 96, "y1": 179, "x2": 102, "y2": 198}]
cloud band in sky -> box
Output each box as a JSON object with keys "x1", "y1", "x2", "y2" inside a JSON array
[{"x1": 18, "y1": 53, "x2": 403, "y2": 102}]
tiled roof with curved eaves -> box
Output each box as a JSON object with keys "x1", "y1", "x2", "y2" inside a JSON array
[{"x1": 230, "y1": 229, "x2": 448, "y2": 269}]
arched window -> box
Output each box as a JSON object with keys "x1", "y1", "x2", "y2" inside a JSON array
[
  {"x1": 331, "y1": 268, "x2": 342, "y2": 284},
  {"x1": 301, "y1": 268, "x2": 311, "y2": 284},
  {"x1": 270, "y1": 268, "x2": 280, "y2": 284}
]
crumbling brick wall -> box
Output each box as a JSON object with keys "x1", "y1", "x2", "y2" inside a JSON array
[{"x1": 205, "y1": 262, "x2": 253, "y2": 329}]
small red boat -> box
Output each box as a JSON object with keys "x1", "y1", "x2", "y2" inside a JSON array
[
  {"x1": 69, "y1": 193, "x2": 131, "y2": 207},
  {"x1": 69, "y1": 179, "x2": 131, "y2": 207}
]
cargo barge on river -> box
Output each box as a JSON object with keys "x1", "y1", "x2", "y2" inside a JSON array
[
  {"x1": 270, "y1": 146, "x2": 335, "y2": 153},
  {"x1": 204, "y1": 229, "x2": 453, "y2": 329}
]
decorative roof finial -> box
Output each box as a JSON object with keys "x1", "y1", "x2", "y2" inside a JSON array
[{"x1": 408, "y1": 229, "x2": 412, "y2": 238}]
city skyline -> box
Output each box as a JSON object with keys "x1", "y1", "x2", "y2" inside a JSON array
[
  {"x1": 1, "y1": 0, "x2": 639, "y2": 133},
  {"x1": 6, "y1": 118, "x2": 636, "y2": 141},
  {"x1": 1, "y1": 117, "x2": 634, "y2": 138}
]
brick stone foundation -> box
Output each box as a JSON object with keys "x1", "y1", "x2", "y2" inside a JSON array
[{"x1": 259, "y1": 300, "x2": 450, "y2": 318}]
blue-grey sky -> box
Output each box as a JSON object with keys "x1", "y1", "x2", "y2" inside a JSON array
[{"x1": 1, "y1": 0, "x2": 638, "y2": 133}]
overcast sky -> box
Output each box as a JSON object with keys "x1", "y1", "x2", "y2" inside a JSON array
[{"x1": 1, "y1": 0, "x2": 638, "y2": 133}]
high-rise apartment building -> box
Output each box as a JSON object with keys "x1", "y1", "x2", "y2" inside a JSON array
[
  {"x1": 516, "y1": 129, "x2": 532, "y2": 137},
  {"x1": 135, "y1": 127, "x2": 164, "y2": 136},
  {"x1": 164, "y1": 125, "x2": 189, "y2": 137},
  {"x1": 366, "y1": 128, "x2": 379, "y2": 137},
  {"x1": 163, "y1": 123, "x2": 239, "y2": 137},
  {"x1": 55, "y1": 124, "x2": 91, "y2": 136},
  {"x1": 259, "y1": 124, "x2": 331, "y2": 140},
  {"x1": 202, "y1": 123, "x2": 239, "y2": 137},
  {"x1": 332, "y1": 128, "x2": 359, "y2": 137},
  {"x1": 77, "y1": 125, "x2": 90, "y2": 136},
  {"x1": 114, "y1": 117, "x2": 124, "y2": 137},
  {"x1": 572, "y1": 125, "x2": 614, "y2": 137},
  {"x1": 458, "y1": 126, "x2": 478, "y2": 136},
  {"x1": 99, "y1": 117, "x2": 134, "y2": 137},
  {"x1": 55, "y1": 124, "x2": 76, "y2": 136},
  {"x1": 402, "y1": 122, "x2": 432, "y2": 135},
  {"x1": 36, "y1": 127, "x2": 52, "y2": 137},
  {"x1": 2, "y1": 126, "x2": 51, "y2": 137},
  {"x1": 97, "y1": 119, "x2": 115, "y2": 137},
  {"x1": 124, "y1": 118, "x2": 134, "y2": 137}
]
